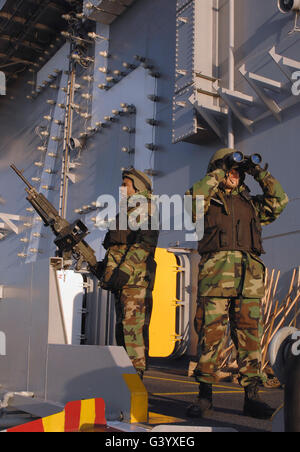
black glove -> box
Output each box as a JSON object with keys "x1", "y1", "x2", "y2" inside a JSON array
[
  {"x1": 245, "y1": 162, "x2": 269, "y2": 178},
  {"x1": 101, "y1": 268, "x2": 130, "y2": 293},
  {"x1": 210, "y1": 158, "x2": 229, "y2": 173},
  {"x1": 92, "y1": 260, "x2": 106, "y2": 280}
]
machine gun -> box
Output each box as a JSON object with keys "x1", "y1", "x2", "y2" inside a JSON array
[{"x1": 11, "y1": 164, "x2": 102, "y2": 278}]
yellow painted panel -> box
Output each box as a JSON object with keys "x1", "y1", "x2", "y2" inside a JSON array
[
  {"x1": 79, "y1": 399, "x2": 96, "y2": 428},
  {"x1": 42, "y1": 410, "x2": 65, "y2": 433},
  {"x1": 148, "y1": 412, "x2": 183, "y2": 425},
  {"x1": 123, "y1": 374, "x2": 148, "y2": 423},
  {"x1": 149, "y1": 248, "x2": 178, "y2": 357}
]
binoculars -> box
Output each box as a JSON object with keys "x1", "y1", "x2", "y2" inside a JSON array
[{"x1": 226, "y1": 152, "x2": 262, "y2": 171}]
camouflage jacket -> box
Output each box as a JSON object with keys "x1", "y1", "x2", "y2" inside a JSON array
[
  {"x1": 186, "y1": 168, "x2": 289, "y2": 298},
  {"x1": 102, "y1": 190, "x2": 159, "y2": 289}
]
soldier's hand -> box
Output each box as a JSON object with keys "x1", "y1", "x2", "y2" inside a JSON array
[
  {"x1": 245, "y1": 162, "x2": 268, "y2": 178},
  {"x1": 92, "y1": 260, "x2": 105, "y2": 280},
  {"x1": 210, "y1": 158, "x2": 229, "y2": 173},
  {"x1": 107, "y1": 268, "x2": 130, "y2": 293}
]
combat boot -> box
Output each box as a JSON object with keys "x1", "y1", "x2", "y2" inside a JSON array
[
  {"x1": 243, "y1": 382, "x2": 275, "y2": 419},
  {"x1": 186, "y1": 382, "x2": 213, "y2": 418}
]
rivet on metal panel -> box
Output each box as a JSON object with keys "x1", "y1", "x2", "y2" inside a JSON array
[
  {"x1": 144, "y1": 169, "x2": 160, "y2": 177},
  {"x1": 145, "y1": 144, "x2": 159, "y2": 151},
  {"x1": 146, "y1": 119, "x2": 160, "y2": 126},
  {"x1": 178, "y1": 16, "x2": 189, "y2": 24},
  {"x1": 29, "y1": 248, "x2": 43, "y2": 254},
  {"x1": 122, "y1": 61, "x2": 136, "y2": 70},
  {"x1": 121, "y1": 147, "x2": 135, "y2": 154},
  {"x1": 98, "y1": 84, "x2": 110, "y2": 90},
  {"x1": 147, "y1": 95, "x2": 160, "y2": 102}
]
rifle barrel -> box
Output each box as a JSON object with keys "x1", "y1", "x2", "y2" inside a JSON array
[{"x1": 10, "y1": 164, "x2": 33, "y2": 190}]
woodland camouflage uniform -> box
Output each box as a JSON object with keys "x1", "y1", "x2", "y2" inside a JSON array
[
  {"x1": 186, "y1": 149, "x2": 289, "y2": 387},
  {"x1": 100, "y1": 169, "x2": 159, "y2": 374}
]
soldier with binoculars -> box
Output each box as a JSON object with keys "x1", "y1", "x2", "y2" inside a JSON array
[{"x1": 186, "y1": 147, "x2": 289, "y2": 420}]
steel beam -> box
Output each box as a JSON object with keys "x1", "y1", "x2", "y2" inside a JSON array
[
  {"x1": 239, "y1": 64, "x2": 282, "y2": 122},
  {"x1": 269, "y1": 46, "x2": 300, "y2": 81},
  {"x1": 215, "y1": 85, "x2": 254, "y2": 133},
  {"x1": 189, "y1": 93, "x2": 227, "y2": 143}
]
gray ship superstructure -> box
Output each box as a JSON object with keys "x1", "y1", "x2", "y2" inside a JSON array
[{"x1": 0, "y1": 0, "x2": 298, "y2": 429}]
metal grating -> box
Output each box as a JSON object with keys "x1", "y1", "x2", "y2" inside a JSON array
[
  {"x1": 0, "y1": 0, "x2": 76, "y2": 80},
  {"x1": 173, "y1": 0, "x2": 222, "y2": 144},
  {"x1": 175, "y1": 2, "x2": 195, "y2": 94},
  {"x1": 176, "y1": 0, "x2": 193, "y2": 13}
]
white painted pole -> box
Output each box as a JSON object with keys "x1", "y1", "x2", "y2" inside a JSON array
[{"x1": 228, "y1": 0, "x2": 235, "y2": 148}]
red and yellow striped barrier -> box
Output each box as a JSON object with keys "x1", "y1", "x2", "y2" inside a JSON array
[{"x1": 5, "y1": 398, "x2": 107, "y2": 432}]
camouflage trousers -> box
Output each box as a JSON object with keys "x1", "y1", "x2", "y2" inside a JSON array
[
  {"x1": 115, "y1": 286, "x2": 153, "y2": 372},
  {"x1": 194, "y1": 296, "x2": 266, "y2": 387}
]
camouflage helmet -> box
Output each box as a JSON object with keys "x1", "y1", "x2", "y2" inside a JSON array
[
  {"x1": 207, "y1": 148, "x2": 238, "y2": 172},
  {"x1": 122, "y1": 167, "x2": 152, "y2": 192},
  {"x1": 208, "y1": 147, "x2": 246, "y2": 185}
]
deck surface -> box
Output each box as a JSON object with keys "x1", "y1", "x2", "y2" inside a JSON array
[{"x1": 142, "y1": 358, "x2": 283, "y2": 433}]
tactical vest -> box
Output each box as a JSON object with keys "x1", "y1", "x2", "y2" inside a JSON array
[
  {"x1": 103, "y1": 213, "x2": 138, "y2": 248},
  {"x1": 103, "y1": 211, "x2": 159, "y2": 253},
  {"x1": 198, "y1": 190, "x2": 265, "y2": 256}
]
